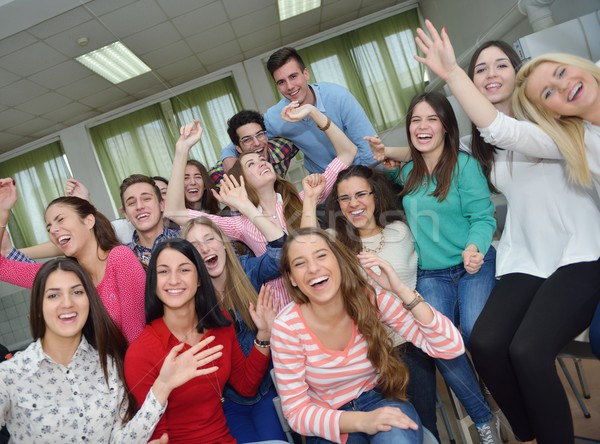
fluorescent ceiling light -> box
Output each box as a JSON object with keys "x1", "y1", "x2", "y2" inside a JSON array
[
  {"x1": 278, "y1": 0, "x2": 321, "y2": 21},
  {"x1": 76, "y1": 42, "x2": 151, "y2": 84}
]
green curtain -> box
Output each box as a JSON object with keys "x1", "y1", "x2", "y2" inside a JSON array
[
  {"x1": 90, "y1": 105, "x2": 176, "y2": 208},
  {"x1": 269, "y1": 8, "x2": 423, "y2": 132},
  {"x1": 0, "y1": 141, "x2": 71, "y2": 247},
  {"x1": 171, "y1": 76, "x2": 242, "y2": 167}
]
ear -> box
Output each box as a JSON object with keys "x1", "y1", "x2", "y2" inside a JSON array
[
  {"x1": 159, "y1": 199, "x2": 165, "y2": 213},
  {"x1": 84, "y1": 213, "x2": 95, "y2": 230},
  {"x1": 235, "y1": 145, "x2": 243, "y2": 154},
  {"x1": 289, "y1": 274, "x2": 298, "y2": 287},
  {"x1": 303, "y1": 68, "x2": 310, "y2": 82}
]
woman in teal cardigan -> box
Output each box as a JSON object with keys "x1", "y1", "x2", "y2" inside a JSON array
[{"x1": 380, "y1": 91, "x2": 500, "y2": 442}]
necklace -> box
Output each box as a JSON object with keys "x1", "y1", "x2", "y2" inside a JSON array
[
  {"x1": 362, "y1": 228, "x2": 385, "y2": 254},
  {"x1": 205, "y1": 372, "x2": 224, "y2": 404}
]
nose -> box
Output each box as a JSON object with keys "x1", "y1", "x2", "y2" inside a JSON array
[
  {"x1": 199, "y1": 241, "x2": 210, "y2": 254},
  {"x1": 61, "y1": 294, "x2": 74, "y2": 308},
  {"x1": 306, "y1": 258, "x2": 319, "y2": 274},
  {"x1": 135, "y1": 199, "x2": 144, "y2": 210}
]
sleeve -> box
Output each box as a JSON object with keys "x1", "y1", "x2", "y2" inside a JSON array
[
  {"x1": 6, "y1": 248, "x2": 34, "y2": 263},
  {"x1": 0, "y1": 370, "x2": 9, "y2": 429},
  {"x1": 226, "y1": 326, "x2": 270, "y2": 397},
  {"x1": 220, "y1": 143, "x2": 238, "y2": 161},
  {"x1": 374, "y1": 286, "x2": 464, "y2": 359},
  {"x1": 458, "y1": 157, "x2": 496, "y2": 254},
  {"x1": 111, "y1": 367, "x2": 167, "y2": 443},
  {"x1": 271, "y1": 317, "x2": 343, "y2": 443},
  {"x1": 208, "y1": 161, "x2": 224, "y2": 188},
  {"x1": 269, "y1": 138, "x2": 300, "y2": 177},
  {"x1": 239, "y1": 236, "x2": 284, "y2": 292},
  {"x1": 124, "y1": 336, "x2": 169, "y2": 441},
  {"x1": 0, "y1": 255, "x2": 41, "y2": 289},
  {"x1": 299, "y1": 157, "x2": 349, "y2": 203},
  {"x1": 111, "y1": 247, "x2": 146, "y2": 343},
  {"x1": 336, "y1": 88, "x2": 377, "y2": 167},
  {"x1": 478, "y1": 111, "x2": 563, "y2": 159},
  {"x1": 186, "y1": 210, "x2": 246, "y2": 242},
  {"x1": 383, "y1": 166, "x2": 402, "y2": 185}
]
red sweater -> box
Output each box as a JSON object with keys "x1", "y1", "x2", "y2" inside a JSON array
[{"x1": 124, "y1": 318, "x2": 270, "y2": 443}]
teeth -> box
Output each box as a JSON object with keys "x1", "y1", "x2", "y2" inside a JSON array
[
  {"x1": 351, "y1": 210, "x2": 364, "y2": 216},
  {"x1": 309, "y1": 276, "x2": 328, "y2": 286},
  {"x1": 58, "y1": 235, "x2": 71, "y2": 245},
  {"x1": 417, "y1": 134, "x2": 432, "y2": 140},
  {"x1": 59, "y1": 313, "x2": 76, "y2": 319},
  {"x1": 187, "y1": 188, "x2": 199, "y2": 193},
  {"x1": 486, "y1": 83, "x2": 501, "y2": 89},
  {"x1": 167, "y1": 289, "x2": 184, "y2": 294},
  {"x1": 136, "y1": 213, "x2": 149, "y2": 220},
  {"x1": 568, "y1": 83, "x2": 582, "y2": 101}
]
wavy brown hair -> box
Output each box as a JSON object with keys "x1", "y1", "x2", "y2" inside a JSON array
[
  {"x1": 280, "y1": 228, "x2": 409, "y2": 400},
  {"x1": 181, "y1": 217, "x2": 259, "y2": 330},
  {"x1": 326, "y1": 166, "x2": 404, "y2": 254},
  {"x1": 229, "y1": 152, "x2": 303, "y2": 232},
  {"x1": 401, "y1": 91, "x2": 460, "y2": 202},
  {"x1": 30, "y1": 258, "x2": 137, "y2": 421},
  {"x1": 467, "y1": 41, "x2": 522, "y2": 194}
]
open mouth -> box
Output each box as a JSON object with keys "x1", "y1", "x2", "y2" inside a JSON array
[
  {"x1": 187, "y1": 188, "x2": 200, "y2": 196},
  {"x1": 485, "y1": 82, "x2": 501, "y2": 91},
  {"x1": 309, "y1": 276, "x2": 329, "y2": 289},
  {"x1": 136, "y1": 213, "x2": 150, "y2": 221},
  {"x1": 57, "y1": 235, "x2": 71, "y2": 247},
  {"x1": 203, "y1": 254, "x2": 218, "y2": 268},
  {"x1": 416, "y1": 134, "x2": 433, "y2": 142},
  {"x1": 568, "y1": 82, "x2": 582, "y2": 102},
  {"x1": 166, "y1": 289, "x2": 184, "y2": 295},
  {"x1": 350, "y1": 209, "x2": 365, "y2": 216},
  {"x1": 59, "y1": 312, "x2": 77, "y2": 321}
]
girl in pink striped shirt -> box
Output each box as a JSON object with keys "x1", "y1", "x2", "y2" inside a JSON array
[{"x1": 271, "y1": 228, "x2": 464, "y2": 444}]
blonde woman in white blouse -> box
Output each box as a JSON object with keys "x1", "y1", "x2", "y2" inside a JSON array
[{"x1": 0, "y1": 257, "x2": 222, "y2": 444}]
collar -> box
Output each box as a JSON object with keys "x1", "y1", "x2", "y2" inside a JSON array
[
  {"x1": 310, "y1": 84, "x2": 326, "y2": 113},
  {"x1": 29, "y1": 336, "x2": 94, "y2": 370},
  {"x1": 150, "y1": 318, "x2": 180, "y2": 349}
]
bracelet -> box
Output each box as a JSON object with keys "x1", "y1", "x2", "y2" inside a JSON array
[
  {"x1": 402, "y1": 290, "x2": 424, "y2": 311},
  {"x1": 254, "y1": 338, "x2": 270, "y2": 348},
  {"x1": 317, "y1": 117, "x2": 331, "y2": 131}
]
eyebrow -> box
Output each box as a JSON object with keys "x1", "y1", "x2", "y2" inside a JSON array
[
  {"x1": 474, "y1": 57, "x2": 510, "y2": 69},
  {"x1": 45, "y1": 213, "x2": 63, "y2": 230},
  {"x1": 45, "y1": 283, "x2": 83, "y2": 293}
]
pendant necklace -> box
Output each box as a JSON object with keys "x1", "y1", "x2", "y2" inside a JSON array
[{"x1": 362, "y1": 228, "x2": 385, "y2": 254}]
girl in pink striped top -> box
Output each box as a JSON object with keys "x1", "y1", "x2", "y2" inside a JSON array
[{"x1": 270, "y1": 228, "x2": 464, "y2": 444}]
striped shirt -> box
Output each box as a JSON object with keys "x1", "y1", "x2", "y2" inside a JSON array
[
  {"x1": 270, "y1": 285, "x2": 464, "y2": 443},
  {"x1": 188, "y1": 157, "x2": 349, "y2": 309}
]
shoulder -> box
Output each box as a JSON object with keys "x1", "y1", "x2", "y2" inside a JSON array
[
  {"x1": 126, "y1": 324, "x2": 164, "y2": 360},
  {"x1": 314, "y1": 82, "x2": 351, "y2": 95},
  {"x1": 108, "y1": 245, "x2": 138, "y2": 261},
  {"x1": 273, "y1": 302, "x2": 301, "y2": 330},
  {"x1": 384, "y1": 220, "x2": 411, "y2": 237},
  {"x1": 0, "y1": 341, "x2": 40, "y2": 379}
]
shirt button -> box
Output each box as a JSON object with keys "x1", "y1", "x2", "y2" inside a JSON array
[
  {"x1": 32, "y1": 403, "x2": 36, "y2": 408},
  {"x1": 73, "y1": 392, "x2": 78, "y2": 396},
  {"x1": 79, "y1": 413, "x2": 84, "y2": 417},
  {"x1": 82, "y1": 437, "x2": 86, "y2": 441},
  {"x1": 66, "y1": 370, "x2": 70, "y2": 374}
]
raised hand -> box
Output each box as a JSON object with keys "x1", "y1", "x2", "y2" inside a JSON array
[
  {"x1": 65, "y1": 178, "x2": 90, "y2": 201},
  {"x1": 357, "y1": 251, "x2": 404, "y2": 294},
  {"x1": 176, "y1": 120, "x2": 204, "y2": 152},
  {"x1": 211, "y1": 174, "x2": 251, "y2": 211},
  {"x1": 414, "y1": 19, "x2": 459, "y2": 81},
  {"x1": 281, "y1": 101, "x2": 315, "y2": 122},
  {"x1": 302, "y1": 174, "x2": 326, "y2": 201},
  {"x1": 0, "y1": 179, "x2": 17, "y2": 213},
  {"x1": 1, "y1": 229, "x2": 13, "y2": 257},
  {"x1": 249, "y1": 284, "x2": 278, "y2": 337},
  {"x1": 364, "y1": 135, "x2": 386, "y2": 162},
  {"x1": 155, "y1": 335, "x2": 223, "y2": 395}
]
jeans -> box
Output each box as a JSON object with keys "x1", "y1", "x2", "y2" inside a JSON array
[
  {"x1": 416, "y1": 247, "x2": 496, "y2": 424},
  {"x1": 224, "y1": 386, "x2": 286, "y2": 443},
  {"x1": 305, "y1": 389, "x2": 423, "y2": 444}
]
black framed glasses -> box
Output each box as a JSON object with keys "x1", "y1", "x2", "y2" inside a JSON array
[
  {"x1": 239, "y1": 130, "x2": 268, "y2": 147},
  {"x1": 336, "y1": 190, "x2": 374, "y2": 204}
]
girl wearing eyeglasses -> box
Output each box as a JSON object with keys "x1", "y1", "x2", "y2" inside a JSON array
[{"x1": 165, "y1": 104, "x2": 357, "y2": 310}]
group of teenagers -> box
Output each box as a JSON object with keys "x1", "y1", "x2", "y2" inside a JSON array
[{"x1": 0, "y1": 19, "x2": 598, "y2": 444}]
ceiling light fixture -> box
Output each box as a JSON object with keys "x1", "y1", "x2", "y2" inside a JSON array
[
  {"x1": 76, "y1": 41, "x2": 151, "y2": 84},
  {"x1": 278, "y1": 0, "x2": 321, "y2": 21}
]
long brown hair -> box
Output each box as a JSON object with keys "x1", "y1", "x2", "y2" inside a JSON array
[
  {"x1": 327, "y1": 166, "x2": 404, "y2": 254},
  {"x1": 280, "y1": 228, "x2": 409, "y2": 400},
  {"x1": 229, "y1": 153, "x2": 303, "y2": 232},
  {"x1": 401, "y1": 92, "x2": 460, "y2": 202},
  {"x1": 181, "y1": 217, "x2": 259, "y2": 330},
  {"x1": 30, "y1": 258, "x2": 137, "y2": 421},
  {"x1": 46, "y1": 197, "x2": 121, "y2": 253},
  {"x1": 185, "y1": 159, "x2": 220, "y2": 214},
  {"x1": 467, "y1": 41, "x2": 522, "y2": 194}
]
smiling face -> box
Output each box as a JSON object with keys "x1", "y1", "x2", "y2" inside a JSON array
[
  {"x1": 185, "y1": 224, "x2": 227, "y2": 280},
  {"x1": 235, "y1": 122, "x2": 269, "y2": 160},
  {"x1": 272, "y1": 59, "x2": 314, "y2": 105},
  {"x1": 240, "y1": 152, "x2": 275, "y2": 189},
  {"x1": 184, "y1": 164, "x2": 205, "y2": 204},
  {"x1": 45, "y1": 204, "x2": 95, "y2": 257},
  {"x1": 473, "y1": 46, "x2": 516, "y2": 111},
  {"x1": 409, "y1": 100, "x2": 445, "y2": 160},
  {"x1": 336, "y1": 176, "x2": 377, "y2": 234},
  {"x1": 526, "y1": 61, "x2": 600, "y2": 121},
  {"x1": 155, "y1": 248, "x2": 199, "y2": 312},
  {"x1": 286, "y1": 234, "x2": 342, "y2": 306},
  {"x1": 122, "y1": 182, "x2": 164, "y2": 234},
  {"x1": 42, "y1": 269, "x2": 89, "y2": 344}
]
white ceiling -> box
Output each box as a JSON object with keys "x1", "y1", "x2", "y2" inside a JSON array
[{"x1": 0, "y1": 0, "x2": 409, "y2": 156}]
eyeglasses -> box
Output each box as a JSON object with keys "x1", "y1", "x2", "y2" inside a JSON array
[
  {"x1": 336, "y1": 191, "x2": 374, "y2": 204},
  {"x1": 239, "y1": 130, "x2": 268, "y2": 147}
]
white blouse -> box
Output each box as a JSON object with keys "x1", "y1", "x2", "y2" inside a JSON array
[{"x1": 0, "y1": 337, "x2": 165, "y2": 443}]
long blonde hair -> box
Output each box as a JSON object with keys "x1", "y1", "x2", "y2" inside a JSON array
[
  {"x1": 229, "y1": 153, "x2": 303, "y2": 232},
  {"x1": 513, "y1": 53, "x2": 600, "y2": 187},
  {"x1": 181, "y1": 217, "x2": 258, "y2": 330},
  {"x1": 280, "y1": 228, "x2": 409, "y2": 400}
]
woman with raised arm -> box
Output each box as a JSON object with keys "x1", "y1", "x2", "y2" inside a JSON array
[
  {"x1": 271, "y1": 227, "x2": 464, "y2": 443},
  {"x1": 0, "y1": 257, "x2": 222, "y2": 443},
  {"x1": 164, "y1": 103, "x2": 357, "y2": 309},
  {"x1": 414, "y1": 25, "x2": 600, "y2": 444},
  {"x1": 124, "y1": 238, "x2": 286, "y2": 444},
  {"x1": 0, "y1": 178, "x2": 145, "y2": 343},
  {"x1": 183, "y1": 159, "x2": 220, "y2": 214}
]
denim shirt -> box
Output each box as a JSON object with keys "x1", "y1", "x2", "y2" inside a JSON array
[{"x1": 222, "y1": 235, "x2": 285, "y2": 405}]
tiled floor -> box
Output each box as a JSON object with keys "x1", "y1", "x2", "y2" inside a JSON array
[{"x1": 436, "y1": 357, "x2": 600, "y2": 443}]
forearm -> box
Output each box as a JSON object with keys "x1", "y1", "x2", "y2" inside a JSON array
[
  {"x1": 236, "y1": 203, "x2": 283, "y2": 242},
  {"x1": 300, "y1": 197, "x2": 319, "y2": 228},
  {"x1": 309, "y1": 109, "x2": 357, "y2": 165},
  {"x1": 165, "y1": 147, "x2": 189, "y2": 225},
  {"x1": 383, "y1": 146, "x2": 411, "y2": 163},
  {"x1": 20, "y1": 241, "x2": 61, "y2": 259},
  {"x1": 391, "y1": 282, "x2": 434, "y2": 325}
]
